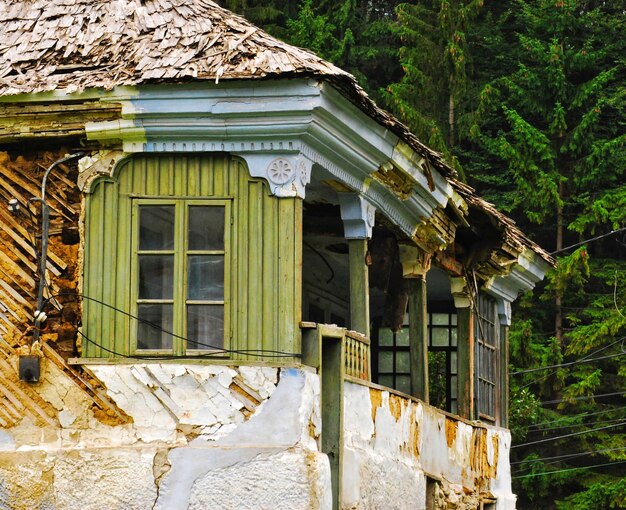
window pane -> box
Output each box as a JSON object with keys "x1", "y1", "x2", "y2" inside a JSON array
[
  {"x1": 450, "y1": 375, "x2": 458, "y2": 398},
  {"x1": 432, "y1": 313, "x2": 449, "y2": 326},
  {"x1": 140, "y1": 206, "x2": 174, "y2": 250},
  {"x1": 451, "y1": 314, "x2": 457, "y2": 326},
  {"x1": 378, "y1": 351, "x2": 393, "y2": 372},
  {"x1": 187, "y1": 305, "x2": 224, "y2": 350},
  {"x1": 396, "y1": 375, "x2": 411, "y2": 395},
  {"x1": 451, "y1": 351, "x2": 458, "y2": 374},
  {"x1": 139, "y1": 255, "x2": 173, "y2": 299},
  {"x1": 396, "y1": 351, "x2": 410, "y2": 373},
  {"x1": 137, "y1": 304, "x2": 173, "y2": 350},
  {"x1": 188, "y1": 206, "x2": 224, "y2": 250},
  {"x1": 396, "y1": 328, "x2": 409, "y2": 346},
  {"x1": 187, "y1": 256, "x2": 224, "y2": 300},
  {"x1": 378, "y1": 375, "x2": 393, "y2": 388},
  {"x1": 451, "y1": 328, "x2": 457, "y2": 347},
  {"x1": 431, "y1": 328, "x2": 449, "y2": 347},
  {"x1": 379, "y1": 328, "x2": 393, "y2": 346}
]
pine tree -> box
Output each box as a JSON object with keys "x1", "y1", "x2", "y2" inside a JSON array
[
  {"x1": 468, "y1": 1, "x2": 626, "y2": 507},
  {"x1": 383, "y1": 0, "x2": 484, "y2": 161}
]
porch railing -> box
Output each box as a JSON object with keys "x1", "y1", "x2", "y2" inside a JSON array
[{"x1": 301, "y1": 322, "x2": 371, "y2": 382}]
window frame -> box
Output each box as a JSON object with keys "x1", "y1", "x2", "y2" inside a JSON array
[
  {"x1": 475, "y1": 293, "x2": 499, "y2": 422},
  {"x1": 130, "y1": 198, "x2": 231, "y2": 356},
  {"x1": 426, "y1": 308, "x2": 458, "y2": 414},
  {"x1": 372, "y1": 307, "x2": 458, "y2": 407}
]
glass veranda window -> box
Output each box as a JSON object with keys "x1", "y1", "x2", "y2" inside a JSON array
[
  {"x1": 133, "y1": 200, "x2": 229, "y2": 354},
  {"x1": 475, "y1": 293, "x2": 498, "y2": 422}
]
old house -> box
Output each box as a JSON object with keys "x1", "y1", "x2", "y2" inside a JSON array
[{"x1": 0, "y1": 1, "x2": 553, "y2": 509}]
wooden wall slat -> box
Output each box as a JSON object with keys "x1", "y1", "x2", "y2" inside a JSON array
[{"x1": 84, "y1": 154, "x2": 301, "y2": 360}]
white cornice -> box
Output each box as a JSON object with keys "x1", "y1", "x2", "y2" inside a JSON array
[
  {"x1": 81, "y1": 79, "x2": 451, "y2": 240},
  {"x1": 484, "y1": 248, "x2": 551, "y2": 303}
]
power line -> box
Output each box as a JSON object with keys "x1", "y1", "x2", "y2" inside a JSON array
[
  {"x1": 531, "y1": 416, "x2": 626, "y2": 433},
  {"x1": 512, "y1": 460, "x2": 626, "y2": 479},
  {"x1": 540, "y1": 391, "x2": 626, "y2": 405},
  {"x1": 511, "y1": 421, "x2": 626, "y2": 449},
  {"x1": 46, "y1": 292, "x2": 302, "y2": 358},
  {"x1": 515, "y1": 336, "x2": 626, "y2": 391},
  {"x1": 528, "y1": 406, "x2": 626, "y2": 429},
  {"x1": 511, "y1": 350, "x2": 626, "y2": 375},
  {"x1": 511, "y1": 446, "x2": 626, "y2": 465},
  {"x1": 550, "y1": 227, "x2": 626, "y2": 255}
]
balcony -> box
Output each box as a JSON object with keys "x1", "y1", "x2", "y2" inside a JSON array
[{"x1": 301, "y1": 322, "x2": 514, "y2": 509}]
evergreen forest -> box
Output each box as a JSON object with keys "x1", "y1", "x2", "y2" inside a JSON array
[{"x1": 217, "y1": 0, "x2": 626, "y2": 508}]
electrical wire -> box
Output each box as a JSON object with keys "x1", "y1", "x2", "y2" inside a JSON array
[
  {"x1": 528, "y1": 416, "x2": 626, "y2": 433},
  {"x1": 512, "y1": 460, "x2": 626, "y2": 479},
  {"x1": 527, "y1": 406, "x2": 626, "y2": 429},
  {"x1": 550, "y1": 227, "x2": 626, "y2": 255},
  {"x1": 45, "y1": 292, "x2": 302, "y2": 358},
  {"x1": 511, "y1": 421, "x2": 626, "y2": 449},
  {"x1": 511, "y1": 446, "x2": 626, "y2": 465},
  {"x1": 540, "y1": 391, "x2": 626, "y2": 405},
  {"x1": 303, "y1": 241, "x2": 335, "y2": 284},
  {"x1": 515, "y1": 336, "x2": 626, "y2": 391},
  {"x1": 511, "y1": 350, "x2": 626, "y2": 375}
]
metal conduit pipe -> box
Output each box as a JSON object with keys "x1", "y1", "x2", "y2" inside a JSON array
[{"x1": 31, "y1": 152, "x2": 83, "y2": 345}]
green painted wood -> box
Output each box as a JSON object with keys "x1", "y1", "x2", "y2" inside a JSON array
[
  {"x1": 348, "y1": 239, "x2": 370, "y2": 337},
  {"x1": 456, "y1": 306, "x2": 473, "y2": 420},
  {"x1": 500, "y1": 324, "x2": 509, "y2": 427},
  {"x1": 247, "y1": 183, "x2": 262, "y2": 352},
  {"x1": 277, "y1": 198, "x2": 301, "y2": 355},
  {"x1": 320, "y1": 332, "x2": 344, "y2": 510},
  {"x1": 83, "y1": 154, "x2": 302, "y2": 360},
  {"x1": 261, "y1": 184, "x2": 277, "y2": 353},
  {"x1": 292, "y1": 200, "x2": 303, "y2": 355},
  {"x1": 408, "y1": 277, "x2": 428, "y2": 402},
  {"x1": 115, "y1": 175, "x2": 131, "y2": 356}
]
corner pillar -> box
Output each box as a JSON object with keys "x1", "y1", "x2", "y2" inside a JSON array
[
  {"x1": 497, "y1": 299, "x2": 512, "y2": 427},
  {"x1": 338, "y1": 194, "x2": 375, "y2": 338},
  {"x1": 399, "y1": 246, "x2": 431, "y2": 402}
]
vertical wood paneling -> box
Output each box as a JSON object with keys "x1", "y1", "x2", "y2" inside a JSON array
[
  {"x1": 84, "y1": 154, "x2": 302, "y2": 360},
  {"x1": 261, "y1": 187, "x2": 277, "y2": 353},
  {"x1": 100, "y1": 184, "x2": 117, "y2": 354}
]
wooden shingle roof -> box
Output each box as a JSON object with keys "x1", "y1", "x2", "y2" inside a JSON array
[
  {"x1": 0, "y1": 0, "x2": 553, "y2": 265},
  {"x1": 0, "y1": 0, "x2": 344, "y2": 95}
]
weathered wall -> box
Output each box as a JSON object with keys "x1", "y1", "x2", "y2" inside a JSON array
[
  {"x1": 342, "y1": 380, "x2": 516, "y2": 510},
  {"x1": 0, "y1": 364, "x2": 331, "y2": 510},
  {"x1": 0, "y1": 361, "x2": 517, "y2": 510},
  {"x1": 0, "y1": 150, "x2": 81, "y2": 359}
]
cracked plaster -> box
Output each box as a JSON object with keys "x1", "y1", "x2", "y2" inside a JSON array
[{"x1": 342, "y1": 381, "x2": 516, "y2": 510}]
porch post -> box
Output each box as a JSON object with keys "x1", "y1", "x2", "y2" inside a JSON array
[
  {"x1": 339, "y1": 194, "x2": 375, "y2": 338},
  {"x1": 400, "y1": 247, "x2": 431, "y2": 402},
  {"x1": 497, "y1": 299, "x2": 512, "y2": 427},
  {"x1": 451, "y1": 277, "x2": 474, "y2": 420}
]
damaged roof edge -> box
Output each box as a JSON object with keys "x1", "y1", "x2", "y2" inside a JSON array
[{"x1": 0, "y1": 0, "x2": 554, "y2": 269}]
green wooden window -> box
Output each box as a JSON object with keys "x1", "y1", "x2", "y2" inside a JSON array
[
  {"x1": 374, "y1": 310, "x2": 458, "y2": 411},
  {"x1": 475, "y1": 293, "x2": 498, "y2": 422},
  {"x1": 374, "y1": 325, "x2": 411, "y2": 395},
  {"x1": 427, "y1": 311, "x2": 458, "y2": 414},
  {"x1": 131, "y1": 199, "x2": 230, "y2": 355},
  {"x1": 83, "y1": 154, "x2": 301, "y2": 360}
]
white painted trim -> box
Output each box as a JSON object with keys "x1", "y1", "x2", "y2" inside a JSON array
[{"x1": 82, "y1": 80, "x2": 447, "y2": 240}]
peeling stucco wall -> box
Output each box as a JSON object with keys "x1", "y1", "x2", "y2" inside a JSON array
[
  {"x1": 0, "y1": 364, "x2": 330, "y2": 510},
  {"x1": 0, "y1": 362, "x2": 516, "y2": 510},
  {"x1": 342, "y1": 381, "x2": 516, "y2": 510}
]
